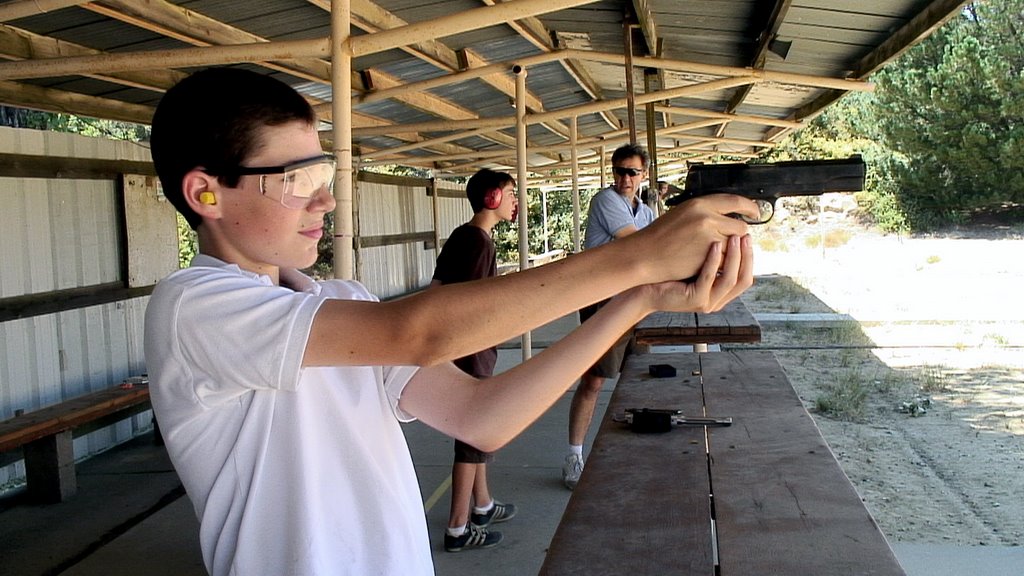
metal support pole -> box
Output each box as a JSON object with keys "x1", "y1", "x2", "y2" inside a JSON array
[
  {"x1": 331, "y1": 0, "x2": 354, "y2": 279},
  {"x1": 570, "y1": 115, "x2": 581, "y2": 253},
  {"x1": 514, "y1": 64, "x2": 532, "y2": 360}
]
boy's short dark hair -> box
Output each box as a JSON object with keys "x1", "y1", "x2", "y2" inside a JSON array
[
  {"x1": 466, "y1": 168, "x2": 515, "y2": 213},
  {"x1": 150, "y1": 67, "x2": 317, "y2": 230},
  {"x1": 611, "y1": 143, "x2": 649, "y2": 168}
]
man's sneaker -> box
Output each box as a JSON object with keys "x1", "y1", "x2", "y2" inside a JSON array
[
  {"x1": 444, "y1": 524, "x2": 503, "y2": 552},
  {"x1": 471, "y1": 500, "x2": 517, "y2": 527},
  {"x1": 563, "y1": 453, "x2": 584, "y2": 490}
]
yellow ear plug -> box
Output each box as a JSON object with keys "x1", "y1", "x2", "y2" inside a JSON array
[{"x1": 199, "y1": 191, "x2": 217, "y2": 205}]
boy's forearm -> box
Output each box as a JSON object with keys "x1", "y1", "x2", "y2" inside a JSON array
[
  {"x1": 441, "y1": 289, "x2": 652, "y2": 451},
  {"x1": 389, "y1": 240, "x2": 648, "y2": 364}
]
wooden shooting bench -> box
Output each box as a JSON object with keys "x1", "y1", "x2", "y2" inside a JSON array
[
  {"x1": 541, "y1": 349, "x2": 905, "y2": 575},
  {"x1": 632, "y1": 298, "x2": 761, "y2": 349},
  {"x1": 0, "y1": 380, "x2": 153, "y2": 503}
]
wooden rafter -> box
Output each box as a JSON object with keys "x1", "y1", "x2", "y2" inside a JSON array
[
  {"x1": 765, "y1": 0, "x2": 969, "y2": 141},
  {"x1": 717, "y1": 0, "x2": 793, "y2": 137},
  {"x1": 481, "y1": 0, "x2": 620, "y2": 131}
]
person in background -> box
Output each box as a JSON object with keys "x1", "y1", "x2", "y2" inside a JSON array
[
  {"x1": 430, "y1": 168, "x2": 519, "y2": 552},
  {"x1": 146, "y1": 67, "x2": 756, "y2": 576},
  {"x1": 563, "y1": 143, "x2": 655, "y2": 490}
]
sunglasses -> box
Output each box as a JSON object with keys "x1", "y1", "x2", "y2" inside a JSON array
[
  {"x1": 213, "y1": 154, "x2": 337, "y2": 209},
  {"x1": 612, "y1": 166, "x2": 644, "y2": 177}
]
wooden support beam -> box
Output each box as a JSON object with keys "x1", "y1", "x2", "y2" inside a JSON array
[
  {"x1": 0, "y1": 79, "x2": 152, "y2": 123},
  {"x1": 348, "y1": 0, "x2": 598, "y2": 58},
  {"x1": 0, "y1": 0, "x2": 87, "y2": 23}
]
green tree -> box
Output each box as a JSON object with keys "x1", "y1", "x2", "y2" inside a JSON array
[
  {"x1": 869, "y1": 1, "x2": 1024, "y2": 228},
  {"x1": 493, "y1": 185, "x2": 593, "y2": 263}
]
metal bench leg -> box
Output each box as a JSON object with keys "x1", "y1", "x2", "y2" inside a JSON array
[{"x1": 24, "y1": 430, "x2": 76, "y2": 503}]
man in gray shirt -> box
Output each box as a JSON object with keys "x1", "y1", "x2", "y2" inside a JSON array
[{"x1": 564, "y1": 143, "x2": 656, "y2": 489}]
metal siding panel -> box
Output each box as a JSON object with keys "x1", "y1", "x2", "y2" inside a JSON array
[{"x1": 0, "y1": 129, "x2": 151, "y2": 484}]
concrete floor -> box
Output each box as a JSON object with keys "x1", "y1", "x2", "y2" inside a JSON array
[{"x1": 2, "y1": 313, "x2": 1023, "y2": 575}]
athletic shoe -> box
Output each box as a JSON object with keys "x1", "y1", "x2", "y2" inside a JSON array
[
  {"x1": 471, "y1": 500, "x2": 517, "y2": 527},
  {"x1": 563, "y1": 453, "x2": 584, "y2": 490},
  {"x1": 444, "y1": 524, "x2": 503, "y2": 552}
]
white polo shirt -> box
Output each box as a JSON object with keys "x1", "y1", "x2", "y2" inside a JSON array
[{"x1": 144, "y1": 255, "x2": 430, "y2": 576}]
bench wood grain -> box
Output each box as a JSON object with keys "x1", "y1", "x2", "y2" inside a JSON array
[{"x1": 542, "y1": 350, "x2": 905, "y2": 575}]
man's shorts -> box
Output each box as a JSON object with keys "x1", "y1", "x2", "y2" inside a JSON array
[
  {"x1": 454, "y1": 439, "x2": 495, "y2": 463},
  {"x1": 578, "y1": 300, "x2": 632, "y2": 379}
]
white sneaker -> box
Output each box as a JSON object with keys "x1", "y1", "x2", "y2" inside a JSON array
[{"x1": 562, "y1": 453, "x2": 584, "y2": 490}]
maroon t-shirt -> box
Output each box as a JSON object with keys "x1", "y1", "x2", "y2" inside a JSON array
[{"x1": 431, "y1": 224, "x2": 498, "y2": 378}]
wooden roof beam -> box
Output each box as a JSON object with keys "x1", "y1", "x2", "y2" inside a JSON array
[
  {"x1": 354, "y1": 76, "x2": 756, "y2": 137},
  {"x1": 718, "y1": 0, "x2": 793, "y2": 137},
  {"x1": 653, "y1": 105, "x2": 802, "y2": 130},
  {"x1": 0, "y1": 23, "x2": 185, "y2": 92},
  {"x1": 0, "y1": 0, "x2": 88, "y2": 23},
  {"x1": 349, "y1": 0, "x2": 599, "y2": 58},
  {"x1": 0, "y1": 79, "x2": 152, "y2": 124},
  {"x1": 631, "y1": 0, "x2": 658, "y2": 56},
  {"x1": 765, "y1": 0, "x2": 968, "y2": 141},
  {"x1": 483, "y1": 0, "x2": 620, "y2": 131}
]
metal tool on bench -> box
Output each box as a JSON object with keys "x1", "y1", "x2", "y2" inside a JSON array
[{"x1": 614, "y1": 408, "x2": 732, "y2": 433}]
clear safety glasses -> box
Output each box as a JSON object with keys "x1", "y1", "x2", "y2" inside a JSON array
[{"x1": 223, "y1": 154, "x2": 337, "y2": 209}]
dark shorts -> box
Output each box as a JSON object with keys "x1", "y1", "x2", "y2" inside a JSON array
[
  {"x1": 579, "y1": 300, "x2": 632, "y2": 378},
  {"x1": 454, "y1": 439, "x2": 495, "y2": 463}
]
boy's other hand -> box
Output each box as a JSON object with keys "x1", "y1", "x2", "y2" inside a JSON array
[
  {"x1": 634, "y1": 233, "x2": 753, "y2": 314},
  {"x1": 626, "y1": 194, "x2": 758, "y2": 284}
]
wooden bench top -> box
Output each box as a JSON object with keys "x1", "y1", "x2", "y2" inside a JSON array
[
  {"x1": 634, "y1": 298, "x2": 761, "y2": 346},
  {"x1": 0, "y1": 385, "x2": 150, "y2": 453},
  {"x1": 541, "y1": 350, "x2": 904, "y2": 575}
]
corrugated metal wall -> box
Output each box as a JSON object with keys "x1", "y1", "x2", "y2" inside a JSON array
[
  {"x1": 356, "y1": 178, "x2": 471, "y2": 299},
  {"x1": 0, "y1": 126, "x2": 153, "y2": 488}
]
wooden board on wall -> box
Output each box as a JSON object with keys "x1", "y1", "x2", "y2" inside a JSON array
[{"x1": 122, "y1": 174, "x2": 178, "y2": 287}]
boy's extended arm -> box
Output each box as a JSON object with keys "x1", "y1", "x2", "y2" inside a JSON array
[
  {"x1": 303, "y1": 194, "x2": 758, "y2": 368},
  {"x1": 399, "y1": 235, "x2": 753, "y2": 451}
]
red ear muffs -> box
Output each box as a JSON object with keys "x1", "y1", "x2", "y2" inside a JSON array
[{"x1": 484, "y1": 187, "x2": 502, "y2": 210}]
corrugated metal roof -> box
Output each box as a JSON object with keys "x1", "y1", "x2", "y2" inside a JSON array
[{"x1": 0, "y1": 0, "x2": 969, "y2": 180}]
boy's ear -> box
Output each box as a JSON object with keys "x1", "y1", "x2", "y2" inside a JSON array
[{"x1": 182, "y1": 169, "x2": 223, "y2": 219}]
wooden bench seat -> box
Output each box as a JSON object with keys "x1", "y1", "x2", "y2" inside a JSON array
[
  {"x1": 0, "y1": 382, "x2": 152, "y2": 503},
  {"x1": 541, "y1": 350, "x2": 905, "y2": 575}
]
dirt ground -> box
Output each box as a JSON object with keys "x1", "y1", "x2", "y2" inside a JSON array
[{"x1": 733, "y1": 203, "x2": 1024, "y2": 548}]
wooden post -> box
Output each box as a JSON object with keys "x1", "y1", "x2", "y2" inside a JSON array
[
  {"x1": 570, "y1": 115, "x2": 581, "y2": 253},
  {"x1": 430, "y1": 175, "x2": 441, "y2": 255},
  {"x1": 644, "y1": 68, "x2": 659, "y2": 213},
  {"x1": 623, "y1": 16, "x2": 637, "y2": 145},
  {"x1": 24, "y1": 430, "x2": 75, "y2": 503},
  {"x1": 332, "y1": 0, "x2": 354, "y2": 280},
  {"x1": 514, "y1": 63, "x2": 532, "y2": 361}
]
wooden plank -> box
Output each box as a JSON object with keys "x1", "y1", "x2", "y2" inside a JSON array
[
  {"x1": 541, "y1": 353, "x2": 714, "y2": 575},
  {"x1": 634, "y1": 299, "x2": 760, "y2": 345},
  {"x1": 695, "y1": 298, "x2": 762, "y2": 342},
  {"x1": 701, "y1": 351, "x2": 905, "y2": 575},
  {"x1": 0, "y1": 385, "x2": 150, "y2": 453}
]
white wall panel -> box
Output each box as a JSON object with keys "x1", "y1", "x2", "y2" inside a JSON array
[{"x1": 0, "y1": 127, "x2": 154, "y2": 488}]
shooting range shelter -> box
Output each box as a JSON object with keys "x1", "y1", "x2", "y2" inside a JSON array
[{"x1": 0, "y1": 0, "x2": 969, "y2": 571}]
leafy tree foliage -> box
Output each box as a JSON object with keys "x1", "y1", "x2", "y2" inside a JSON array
[
  {"x1": 0, "y1": 105, "x2": 149, "y2": 141},
  {"x1": 868, "y1": 1, "x2": 1024, "y2": 228},
  {"x1": 493, "y1": 186, "x2": 593, "y2": 264},
  {"x1": 766, "y1": 1, "x2": 1023, "y2": 231}
]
